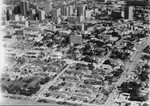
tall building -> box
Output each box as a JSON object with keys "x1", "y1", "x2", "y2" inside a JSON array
[
  {"x1": 52, "y1": 8, "x2": 61, "y2": 17},
  {"x1": 6, "y1": 10, "x2": 10, "y2": 21},
  {"x1": 77, "y1": 5, "x2": 86, "y2": 17},
  {"x1": 25, "y1": 1, "x2": 29, "y2": 14},
  {"x1": 124, "y1": 6, "x2": 134, "y2": 20},
  {"x1": 68, "y1": 5, "x2": 73, "y2": 16},
  {"x1": 45, "y1": 0, "x2": 52, "y2": 14},
  {"x1": 61, "y1": 5, "x2": 68, "y2": 16},
  {"x1": 20, "y1": 0, "x2": 29, "y2": 16},
  {"x1": 39, "y1": 9, "x2": 45, "y2": 21},
  {"x1": 13, "y1": 5, "x2": 21, "y2": 15}
]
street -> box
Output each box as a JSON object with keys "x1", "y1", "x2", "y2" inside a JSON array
[{"x1": 104, "y1": 36, "x2": 150, "y2": 106}]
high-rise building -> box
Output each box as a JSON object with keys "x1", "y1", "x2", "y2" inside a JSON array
[
  {"x1": 124, "y1": 6, "x2": 133, "y2": 20},
  {"x1": 25, "y1": 1, "x2": 29, "y2": 14},
  {"x1": 68, "y1": 5, "x2": 73, "y2": 16},
  {"x1": 52, "y1": 8, "x2": 61, "y2": 17},
  {"x1": 13, "y1": 5, "x2": 21, "y2": 15},
  {"x1": 61, "y1": 5, "x2": 68, "y2": 16},
  {"x1": 45, "y1": 0, "x2": 52, "y2": 14},
  {"x1": 39, "y1": 9, "x2": 45, "y2": 21},
  {"x1": 77, "y1": 5, "x2": 86, "y2": 17},
  {"x1": 20, "y1": 0, "x2": 29, "y2": 16},
  {"x1": 6, "y1": 10, "x2": 10, "y2": 21}
]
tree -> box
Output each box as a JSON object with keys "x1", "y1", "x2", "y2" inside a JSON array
[
  {"x1": 139, "y1": 71, "x2": 149, "y2": 81},
  {"x1": 88, "y1": 63, "x2": 94, "y2": 70}
]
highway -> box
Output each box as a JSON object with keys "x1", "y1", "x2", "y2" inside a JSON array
[{"x1": 104, "y1": 36, "x2": 150, "y2": 106}]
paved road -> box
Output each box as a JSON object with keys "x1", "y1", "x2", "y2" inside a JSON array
[
  {"x1": 104, "y1": 36, "x2": 150, "y2": 106},
  {"x1": 37, "y1": 65, "x2": 70, "y2": 99}
]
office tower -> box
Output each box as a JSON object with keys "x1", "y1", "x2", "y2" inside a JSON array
[
  {"x1": 61, "y1": 5, "x2": 68, "y2": 16},
  {"x1": 6, "y1": 10, "x2": 10, "y2": 21},
  {"x1": 85, "y1": 10, "x2": 91, "y2": 19},
  {"x1": 52, "y1": 8, "x2": 61, "y2": 17},
  {"x1": 124, "y1": 6, "x2": 133, "y2": 20},
  {"x1": 7, "y1": 9, "x2": 14, "y2": 21},
  {"x1": 68, "y1": 5, "x2": 73, "y2": 16},
  {"x1": 45, "y1": 0, "x2": 52, "y2": 14},
  {"x1": 77, "y1": 5, "x2": 86, "y2": 17},
  {"x1": 25, "y1": 1, "x2": 29, "y2": 15},
  {"x1": 20, "y1": 0, "x2": 29, "y2": 16},
  {"x1": 13, "y1": 5, "x2": 21, "y2": 15},
  {"x1": 39, "y1": 9, "x2": 45, "y2": 21}
]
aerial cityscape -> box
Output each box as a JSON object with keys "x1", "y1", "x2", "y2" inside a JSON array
[{"x1": 1, "y1": 0, "x2": 150, "y2": 106}]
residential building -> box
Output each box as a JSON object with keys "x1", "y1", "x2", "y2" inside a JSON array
[{"x1": 70, "y1": 33, "x2": 83, "y2": 45}]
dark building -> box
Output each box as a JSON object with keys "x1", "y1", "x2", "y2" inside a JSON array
[
  {"x1": 25, "y1": 1, "x2": 29, "y2": 13},
  {"x1": 13, "y1": 5, "x2": 21, "y2": 15},
  {"x1": 77, "y1": 5, "x2": 86, "y2": 16},
  {"x1": 6, "y1": 10, "x2": 10, "y2": 21},
  {"x1": 127, "y1": 0, "x2": 149, "y2": 6},
  {"x1": 20, "y1": 0, "x2": 29, "y2": 16},
  {"x1": 111, "y1": 11, "x2": 122, "y2": 19}
]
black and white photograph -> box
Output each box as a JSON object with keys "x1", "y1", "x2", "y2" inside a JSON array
[{"x1": 0, "y1": 0, "x2": 150, "y2": 106}]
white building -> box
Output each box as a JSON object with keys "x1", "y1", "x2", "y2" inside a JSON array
[
  {"x1": 15, "y1": 15, "x2": 20, "y2": 21},
  {"x1": 68, "y1": 5, "x2": 73, "y2": 16},
  {"x1": 128, "y1": 6, "x2": 134, "y2": 20},
  {"x1": 39, "y1": 9, "x2": 45, "y2": 21},
  {"x1": 85, "y1": 10, "x2": 91, "y2": 19}
]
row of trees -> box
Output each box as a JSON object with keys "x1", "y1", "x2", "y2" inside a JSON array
[
  {"x1": 2, "y1": 76, "x2": 51, "y2": 96},
  {"x1": 118, "y1": 81, "x2": 149, "y2": 101}
]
